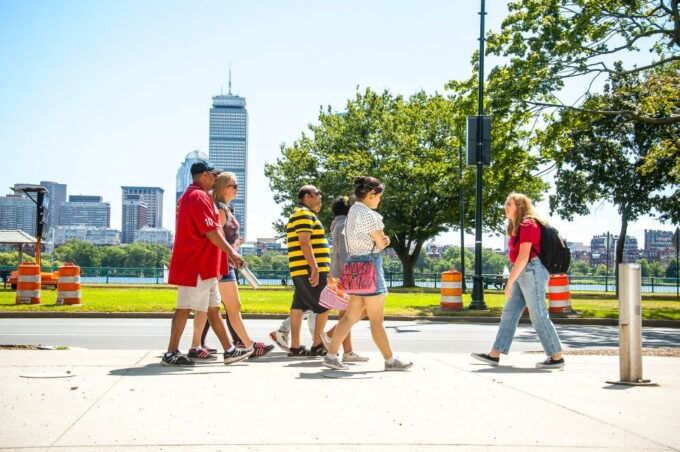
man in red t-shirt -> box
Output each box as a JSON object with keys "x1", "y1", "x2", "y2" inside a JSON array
[{"x1": 162, "y1": 160, "x2": 253, "y2": 366}]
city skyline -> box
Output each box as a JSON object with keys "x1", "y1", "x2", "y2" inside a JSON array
[{"x1": 0, "y1": 1, "x2": 675, "y2": 249}]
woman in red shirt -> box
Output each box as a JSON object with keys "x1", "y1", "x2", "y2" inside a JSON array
[{"x1": 472, "y1": 192, "x2": 565, "y2": 369}]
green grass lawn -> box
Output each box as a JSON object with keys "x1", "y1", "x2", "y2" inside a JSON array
[{"x1": 1, "y1": 287, "x2": 679, "y2": 320}]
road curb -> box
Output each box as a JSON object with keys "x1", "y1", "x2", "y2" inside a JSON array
[{"x1": 1, "y1": 311, "x2": 679, "y2": 327}]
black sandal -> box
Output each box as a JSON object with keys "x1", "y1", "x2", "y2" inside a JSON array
[
  {"x1": 287, "y1": 346, "x2": 309, "y2": 357},
  {"x1": 309, "y1": 344, "x2": 327, "y2": 357}
]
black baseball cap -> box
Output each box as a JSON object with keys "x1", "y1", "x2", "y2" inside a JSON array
[{"x1": 190, "y1": 160, "x2": 223, "y2": 176}]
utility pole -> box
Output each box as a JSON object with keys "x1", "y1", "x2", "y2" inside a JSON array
[
  {"x1": 469, "y1": 0, "x2": 488, "y2": 309},
  {"x1": 459, "y1": 144, "x2": 466, "y2": 293}
]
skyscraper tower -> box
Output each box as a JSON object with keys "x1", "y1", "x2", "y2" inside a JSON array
[
  {"x1": 209, "y1": 67, "x2": 248, "y2": 239},
  {"x1": 121, "y1": 186, "x2": 164, "y2": 229},
  {"x1": 176, "y1": 150, "x2": 209, "y2": 205}
]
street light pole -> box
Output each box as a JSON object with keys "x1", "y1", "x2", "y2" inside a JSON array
[
  {"x1": 470, "y1": 0, "x2": 487, "y2": 309},
  {"x1": 459, "y1": 144, "x2": 466, "y2": 293}
]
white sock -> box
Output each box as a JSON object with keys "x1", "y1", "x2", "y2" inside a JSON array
[
  {"x1": 385, "y1": 357, "x2": 396, "y2": 365},
  {"x1": 326, "y1": 353, "x2": 338, "y2": 360},
  {"x1": 226, "y1": 346, "x2": 235, "y2": 353}
]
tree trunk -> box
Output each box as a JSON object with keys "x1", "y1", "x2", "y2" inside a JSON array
[
  {"x1": 615, "y1": 207, "x2": 628, "y2": 297},
  {"x1": 391, "y1": 235, "x2": 424, "y2": 287}
]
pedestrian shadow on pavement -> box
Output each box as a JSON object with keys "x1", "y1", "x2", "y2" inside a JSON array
[
  {"x1": 296, "y1": 370, "x2": 383, "y2": 380},
  {"x1": 385, "y1": 325, "x2": 421, "y2": 334},
  {"x1": 109, "y1": 363, "x2": 231, "y2": 376},
  {"x1": 513, "y1": 325, "x2": 680, "y2": 349},
  {"x1": 471, "y1": 365, "x2": 551, "y2": 374}
]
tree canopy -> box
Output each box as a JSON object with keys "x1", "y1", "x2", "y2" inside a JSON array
[
  {"x1": 486, "y1": 0, "x2": 680, "y2": 125},
  {"x1": 265, "y1": 87, "x2": 546, "y2": 286}
]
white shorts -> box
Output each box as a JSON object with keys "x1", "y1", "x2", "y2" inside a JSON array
[{"x1": 176, "y1": 276, "x2": 221, "y2": 312}]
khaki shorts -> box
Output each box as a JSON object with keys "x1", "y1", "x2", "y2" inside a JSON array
[{"x1": 176, "y1": 276, "x2": 221, "y2": 312}]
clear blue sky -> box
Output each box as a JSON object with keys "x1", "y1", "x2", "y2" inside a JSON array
[{"x1": 0, "y1": 0, "x2": 672, "y2": 249}]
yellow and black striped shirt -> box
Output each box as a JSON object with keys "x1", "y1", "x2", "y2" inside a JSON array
[{"x1": 286, "y1": 206, "x2": 330, "y2": 277}]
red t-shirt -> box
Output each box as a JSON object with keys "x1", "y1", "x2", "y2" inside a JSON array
[
  {"x1": 168, "y1": 184, "x2": 227, "y2": 286},
  {"x1": 508, "y1": 218, "x2": 541, "y2": 264}
]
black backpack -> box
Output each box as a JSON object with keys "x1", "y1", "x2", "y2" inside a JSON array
[{"x1": 516, "y1": 218, "x2": 571, "y2": 274}]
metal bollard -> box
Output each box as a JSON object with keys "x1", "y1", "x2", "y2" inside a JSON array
[{"x1": 607, "y1": 264, "x2": 657, "y2": 386}]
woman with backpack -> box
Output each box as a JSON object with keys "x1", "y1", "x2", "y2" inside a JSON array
[{"x1": 472, "y1": 192, "x2": 565, "y2": 369}]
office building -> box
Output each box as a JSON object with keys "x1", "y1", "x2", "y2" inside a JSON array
[
  {"x1": 51, "y1": 226, "x2": 120, "y2": 246},
  {"x1": 40, "y1": 181, "x2": 67, "y2": 229},
  {"x1": 122, "y1": 195, "x2": 148, "y2": 244},
  {"x1": 135, "y1": 227, "x2": 174, "y2": 247},
  {"x1": 591, "y1": 234, "x2": 639, "y2": 266},
  {"x1": 0, "y1": 193, "x2": 36, "y2": 235},
  {"x1": 209, "y1": 70, "x2": 248, "y2": 239},
  {"x1": 58, "y1": 197, "x2": 110, "y2": 228},
  {"x1": 176, "y1": 150, "x2": 209, "y2": 205},
  {"x1": 121, "y1": 187, "x2": 163, "y2": 229}
]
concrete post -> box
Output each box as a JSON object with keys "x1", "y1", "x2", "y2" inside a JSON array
[{"x1": 607, "y1": 264, "x2": 656, "y2": 386}]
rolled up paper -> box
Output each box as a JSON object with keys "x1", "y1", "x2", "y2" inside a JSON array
[{"x1": 238, "y1": 266, "x2": 261, "y2": 289}]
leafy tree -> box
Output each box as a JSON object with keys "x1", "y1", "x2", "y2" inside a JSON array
[
  {"x1": 596, "y1": 264, "x2": 610, "y2": 276},
  {"x1": 649, "y1": 260, "x2": 666, "y2": 277},
  {"x1": 639, "y1": 258, "x2": 652, "y2": 277},
  {"x1": 123, "y1": 243, "x2": 168, "y2": 268},
  {"x1": 54, "y1": 240, "x2": 101, "y2": 267},
  {"x1": 0, "y1": 252, "x2": 19, "y2": 267},
  {"x1": 570, "y1": 260, "x2": 593, "y2": 276},
  {"x1": 244, "y1": 255, "x2": 264, "y2": 270},
  {"x1": 486, "y1": 0, "x2": 680, "y2": 126},
  {"x1": 100, "y1": 247, "x2": 127, "y2": 268},
  {"x1": 539, "y1": 73, "x2": 676, "y2": 292},
  {"x1": 667, "y1": 258, "x2": 678, "y2": 278},
  {"x1": 265, "y1": 88, "x2": 546, "y2": 286}
]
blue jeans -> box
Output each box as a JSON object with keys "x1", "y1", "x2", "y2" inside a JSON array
[
  {"x1": 492, "y1": 258, "x2": 563, "y2": 356},
  {"x1": 346, "y1": 253, "x2": 387, "y2": 296}
]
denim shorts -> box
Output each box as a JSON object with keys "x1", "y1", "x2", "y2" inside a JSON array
[
  {"x1": 346, "y1": 253, "x2": 387, "y2": 296},
  {"x1": 219, "y1": 267, "x2": 236, "y2": 283}
]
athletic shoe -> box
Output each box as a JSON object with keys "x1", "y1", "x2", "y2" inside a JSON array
[
  {"x1": 342, "y1": 351, "x2": 369, "y2": 362},
  {"x1": 233, "y1": 339, "x2": 245, "y2": 349},
  {"x1": 287, "y1": 346, "x2": 310, "y2": 357},
  {"x1": 161, "y1": 350, "x2": 194, "y2": 367},
  {"x1": 323, "y1": 355, "x2": 349, "y2": 370},
  {"x1": 536, "y1": 357, "x2": 565, "y2": 369},
  {"x1": 202, "y1": 345, "x2": 218, "y2": 354},
  {"x1": 384, "y1": 358, "x2": 413, "y2": 371},
  {"x1": 250, "y1": 342, "x2": 274, "y2": 359},
  {"x1": 269, "y1": 330, "x2": 290, "y2": 352},
  {"x1": 309, "y1": 343, "x2": 327, "y2": 357},
  {"x1": 319, "y1": 331, "x2": 332, "y2": 350},
  {"x1": 187, "y1": 347, "x2": 217, "y2": 361},
  {"x1": 223, "y1": 347, "x2": 253, "y2": 365},
  {"x1": 471, "y1": 353, "x2": 500, "y2": 366}
]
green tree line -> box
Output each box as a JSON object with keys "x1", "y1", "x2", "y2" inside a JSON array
[{"x1": 0, "y1": 240, "x2": 171, "y2": 268}]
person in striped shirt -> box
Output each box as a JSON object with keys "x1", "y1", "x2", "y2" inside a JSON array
[{"x1": 285, "y1": 185, "x2": 330, "y2": 357}]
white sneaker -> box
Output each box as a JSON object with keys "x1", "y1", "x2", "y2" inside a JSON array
[
  {"x1": 319, "y1": 331, "x2": 332, "y2": 350},
  {"x1": 269, "y1": 330, "x2": 290, "y2": 352},
  {"x1": 384, "y1": 357, "x2": 413, "y2": 371},
  {"x1": 323, "y1": 355, "x2": 349, "y2": 370},
  {"x1": 342, "y1": 351, "x2": 369, "y2": 362}
]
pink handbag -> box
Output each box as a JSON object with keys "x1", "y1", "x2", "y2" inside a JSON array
[
  {"x1": 338, "y1": 260, "x2": 377, "y2": 295},
  {"x1": 319, "y1": 285, "x2": 349, "y2": 311}
]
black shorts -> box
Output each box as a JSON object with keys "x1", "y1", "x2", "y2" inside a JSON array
[{"x1": 291, "y1": 272, "x2": 329, "y2": 314}]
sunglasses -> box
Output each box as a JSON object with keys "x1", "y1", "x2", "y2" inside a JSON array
[{"x1": 228, "y1": 184, "x2": 238, "y2": 189}]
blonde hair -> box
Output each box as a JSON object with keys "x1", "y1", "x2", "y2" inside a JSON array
[
  {"x1": 212, "y1": 172, "x2": 237, "y2": 204},
  {"x1": 505, "y1": 192, "x2": 546, "y2": 236}
]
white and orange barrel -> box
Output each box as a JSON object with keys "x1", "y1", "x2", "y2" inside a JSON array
[
  {"x1": 57, "y1": 263, "x2": 82, "y2": 305},
  {"x1": 440, "y1": 270, "x2": 463, "y2": 310},
  {"x1": 16, "y1": 262, "x2": 41, "y2": 305},
  {"x1": 548, "y1": 273, "x2": 572, "y2": 314}
]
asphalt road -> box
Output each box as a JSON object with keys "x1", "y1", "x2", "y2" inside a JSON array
[{"x1": 1, "y1": 318, "x2": 678, "y2": 352}]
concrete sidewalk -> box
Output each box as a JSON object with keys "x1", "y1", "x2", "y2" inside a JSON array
[{"x1": 1, "y1": 349, "x2": 679, "y2": 451}]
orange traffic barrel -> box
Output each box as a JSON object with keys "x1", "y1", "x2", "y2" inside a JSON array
[
  {"x1": 16, "y1": 262, "x2": 41, "y2": 305},
  {"x1": 440, "y1": 270, "x2": 463, "y2": 310},
  {"x1": 57, "y1": 263, "x2": 82, "y2": 305},
  {"x1": 548, "y1": 273, "x2": 572, "y2": 314}
]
